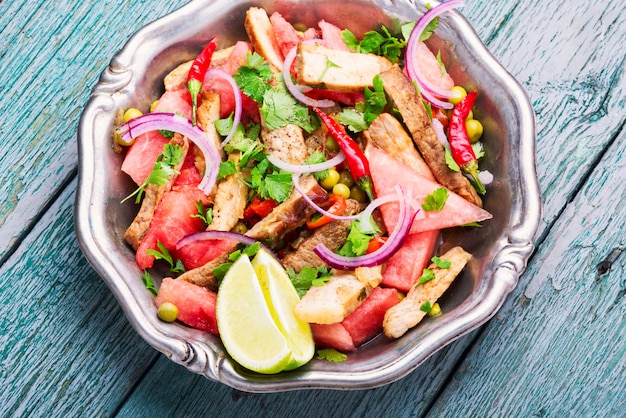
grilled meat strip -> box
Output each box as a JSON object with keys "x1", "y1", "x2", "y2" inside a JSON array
[
  {"x1": 295, "y1": 43, "x2": 393, "y2": 93},
  {"x1": 379, "y1": 65, "x2": 482, "y2": 208},
  {"x1": 244, "y1": 7, "x2": 284, "y2": 71},
  {"x1": 362, "y1": 113, "x2": 435, "y2": 181},
  {"x1": 124, "y1": 135, "x2": 190, "y2": 250},
  {"x1": 177, "y1": 175, "x2": 328, "y2": 290},
  {"x1": 207, "y1": 153, "x2": 248, "y2": 232},
  {"x1": 282, "y1": 198, "x2": 362, "y2": 272}
]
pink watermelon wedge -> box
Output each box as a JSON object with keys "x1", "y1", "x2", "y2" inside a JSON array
[
  {"x1": 155, "y1": 277, "x2": 219, "y2": 335},
  {"x1": 368, "y1": 146, "x2": 492, "y2": 234},
  {"x1": 341, "y1": 287, "x2": 402, "y2": 346},
  {"x1": 121, "y1": 130, "x2": 170, "y2": 186},
  {"x1": 381, "y1": 229, "x2": 440, "y2": 293},
  {"x1": 310, "y1": 323, "x2": 356, "y2": 352},
  {"x1": 270, "y1": 11, "x2": 302, "y2": 59}
]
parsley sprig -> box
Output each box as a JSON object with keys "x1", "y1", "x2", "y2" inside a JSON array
[
  {"x1": 287, "y1": 266, "x2": 332, "y2": 298},
  {"x1": 339, "y1": 75, "x2": 387, "y2": 133},
  {"x1": 146, "y1": 240, "x2": 186, "y2": 273},
  {"x1": 341, "y1": 25, "x2": 406, "y2": 63}
]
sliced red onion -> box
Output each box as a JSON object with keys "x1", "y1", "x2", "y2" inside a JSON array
[
  {"x1": 406, "y1": 0, "x2": 465, "y2": 109},
  {"x1": 432, "y1": 117, "x2": 450, "y2": 148},
  {"x1": 313, "y1": 185, "x2": 418, "y2": 269},
  {"x1": 477, "y1": 170, "x2": 493, "y2": 185},
  {"x1": 292, "y1": 173, "x2": 361, "y2": 221},
  {"x1": 204, "y1": 68, "x2": 242, "y2": 148},
  {"x1": 116, "y1": 112, "x2": 220, "y2": 195},
  {"x1": 267, "y1": 151, "x2": 346, "y2": 174},
  {"x1": 282, "y1": 44, "x2": 336, "y2": 108}
]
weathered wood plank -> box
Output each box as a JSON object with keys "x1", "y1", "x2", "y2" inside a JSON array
[
  {"x1": 0, "y1": 180, "x2": 158, "y2": 417},
  {"x1": 464, "y1": 0, "x2": 626, "y2": 238},
  {"x1": 0, "y1": 0, "x2": 188, "y2": 262},
  {"x1": 427, "y1": 122, "x2": 626, "y2": 415}
]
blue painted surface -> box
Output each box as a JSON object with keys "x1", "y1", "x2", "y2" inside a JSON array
[{"x1": 1, "y1": 0, "x2": 625, "y2": 416}]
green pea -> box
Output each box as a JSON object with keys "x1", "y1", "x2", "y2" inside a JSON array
[
  {"x1": 448, "y1": 86, "x2": 467, "y2": 105},
  {"x1": 349, "y1": 186, "x2": 367, "y2": 203},
  {"x1": 320, "y1": 168, "x2": 340, "y2": 190},
  {"x1": 466, "y1": 118, "x2": 484, "y2": 143},
  {"x1": 325, "y1": 136, "x2": 340, "y2": 152},
  {"x1": 332, "y1": 183, "x2": 351, "y2": 199},
  {"x1": 232, "y1": 221, "x2": 248, "y2": 234},
  {"x1": 157, "y1": 302, "x2": 178, "y2": 322},
  {"x1": 123, "y1": 107, "x2": 143, "y2": 122},
  {"x1": 338, "y1": 171, "x2": 355, "y2": 188}
]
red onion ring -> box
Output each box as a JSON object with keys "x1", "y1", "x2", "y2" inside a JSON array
[
  {"x1": 406, "y1": 0, "x2": 465, "y2": 109},
  {"x1": 176, "y1": 230, "x2": 280, "y2": 262},
  {"x1": 313, "y1": 185, "x2": 418, "y2": 269},
  {"x1": 116, "y1": 112, "x2": 220, "y2": 195},
  {"x1": 292, "y1": 173, "x2": 361, "y2": 221},
  {"x1": 282, "y1": 43, "x2": 336, "y2": 108},
  {"x1": 267, "y1": 151, "x2": 346, "y2": 174},
  {"x1": 204, "y1": 68, "x2": 242, "y2": 148}
]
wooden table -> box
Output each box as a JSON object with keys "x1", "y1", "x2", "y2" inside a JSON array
[{"x1": 2, "y1": 0, "x2": 625, "y2": 416}]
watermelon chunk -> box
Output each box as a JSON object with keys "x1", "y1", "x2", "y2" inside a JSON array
[
  {"x1": 121, "y1": 130, "x2": 170, "y2": 186},
  {"x1": 368, "y1": 146, "x2": 492, "y2": 234},
  {"x1": 135, "y1": 185, "x2": 210, "y2": 269},
  {"x1": 319, "y1": 20, "x2": 350, "y2": 51},
  {"x1": 342, "y1": 287, "x2": 402, "y2": 346},
  {"x1": 410, "y1": 41, "x2": 455, "y2": 91},
  {"x1": 270, "y1": 11, "x2": 302, "y2": 58},
  {"x1": 155, "y1": 277, "x2": 219, "y2": 335},
  {"x1": 381, "y1": 230, "x2": 440, "y2": 293},
  {"x1": 176, "y1": 239, "x2": 238, "y2": 271},
  {"x1": 218, "y1": 41, "x2": 252, "y2": 75},
  {"x1": 172, "y1": 143, "x2": 202, "y2": 188},
  {"x1": 310, "y1": 323, "x2": 356, "y2": 352},
  {"x1": 153, "y1": 88, "x2": 192, "y2": 120}
]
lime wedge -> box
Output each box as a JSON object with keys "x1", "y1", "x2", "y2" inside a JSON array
[
  {"x1": 216, "y1": 254, "x2": 292, "y2": 374},
  {"x1": 252, "y1": 249, "x2": 315, "y2": 370}
]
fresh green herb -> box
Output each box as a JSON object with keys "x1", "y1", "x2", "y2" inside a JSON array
[
  {"x1": 122, "y1": 143, "x2": 183, "y2": 204},
  {"x1": 146, "y1": 241, "x2": 186, "y2": 273},
  {"x1": 400, "y1": 13, "x2": 439, "y2": 42},
  {"x1": 318, "y1": 58, "x2": 341, "y2": 81},
  {"x1": 233, "y1": 52, "x2": 274, "y2": 102},
  {"x1": 287, "y1": 266, "x2": 332, "y2": 297},
  {"x1": 338, "y1": 75, "x2": 387, "y2": 133},
  {"x1": 445, "y1": 142, "x2": 484, "y2": 172},
  {"x1": 461, "y1": 221, "x2": 483, "y2": 228},
  {"x1": 260, "y1": 84, "x2": 318, "y2": 133},
  {"x1": 338, "y1": 218, "x2": 379, "y2": 257},
  {"x1": 212, "y1": 242, "x2": 262, "y2": 285},
  {"x1": 421, "y1": 187, "x2": 449, "y2": 212},
  {"x1": 159, "y1": 129, "x2": 175, "y2": 138},
  {"x1": 342, "y1": 25, "x2": 406, "y2": 63},
  {"x1": 218, "y1": 159, "x2": 238, "y2": 180},
  {"x1": 243, "y1": 156, "x2": 294, "y2": 203},
  {"x1": 431, "y1": 256, "x2": 451, "y2": 269},
  {"x1": 436, "y1": 50, "x2": 447, "y2": 75},
  {"x1": 191, "y1": 200, "x2": 213, "y2": 227},
  {"x1": 316, "y1": 348, "x2": 348, "y2": 363},
  {"x1": 141, "y1": 270, "x2": 158, "y2": 296},
  {"x1": 418, "y1": 268, "x2": 435, "y2": 284},
  {"x1": 304, "y1": 150, "x2": 329, "y2": 181},
  {"x1": 420, "y1": 300, "x2": 433, "y2": 314}
]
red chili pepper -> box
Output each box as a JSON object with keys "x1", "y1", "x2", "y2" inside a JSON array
[
  {"x1": 312, "y1": 107, "x2": 374, "y2": 201},
  {"x1": 447, "y1": 90, "x2": 486, "y2": 195},
  {"x1": 244, "y1": 197, "x2": 277, "y2": 222},
  {"x1": 187, "y1": 36, "x2": 219, "y2": 126},
  {"x1": 306, "y1": 194, "x2": 347, "y2": 229}
]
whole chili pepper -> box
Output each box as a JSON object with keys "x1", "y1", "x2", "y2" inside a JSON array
[
  {"x1": 312, "y1": 107, "x2": 374, "y2": 201},
  {"x1": 447, "y1": 90, "x2": 486, "y2": 195},
  {"x1": 187, "y1": 36, "x2": 219, "y2": 126}
]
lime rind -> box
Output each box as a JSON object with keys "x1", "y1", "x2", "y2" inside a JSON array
[
  {"x1": 216, "y1": 254, "x2": 292, "y2": 374},
  {"x1": 252, "y1": 249, "x2": 315, "y2": 370}
]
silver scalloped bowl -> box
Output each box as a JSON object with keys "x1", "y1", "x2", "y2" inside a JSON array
[{"x1": 75, "y1": 0, "x2": 541, "y2": 392}]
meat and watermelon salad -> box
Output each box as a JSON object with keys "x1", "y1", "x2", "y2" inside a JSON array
[{"x1": 114, "y1": 0, "x2": 493, "y2": 373}]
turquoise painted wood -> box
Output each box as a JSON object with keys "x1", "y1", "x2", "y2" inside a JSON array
[{"x1": 1, "y1": 0, "x2": 625, "y2": 416}]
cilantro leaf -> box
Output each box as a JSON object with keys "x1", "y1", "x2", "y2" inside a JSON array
[
  {"x1": 146, "y1": 241, "x2": 185, "y2": 273},
  {"x1": 421, "y1": 187, "x2": 449, "y2": 212},
  {"x1": 401, "y1": 14, "x2": 439, "y2": 42},
  {"x1": 338, "y1": 75, "x2": 387, "y2": 133},
  {"x1": 316, "y1": 348, "x2": 348, "y2": 363},
  {"x1": 218, "y1": 159, "x2": 238, "y2": 180},
  {"x1": 233, "y1": 52, "x2": 274, "y2": 103},
  {"x1": 342, "y1": 26, "x2": 406, "y2": 63},
  {"x1": 431, "y1": 256, "x2": 451, "y2": 269},
  {"x1": 418, "y1": 268, "x2": 435, "y2": 284},
  {"x1": 287, "y1": 266, "x2": 332, "y2": 297},
  {"x1": 141, "y1": 270, "x2": 158, "y2": 296},
  {"x1": 304, "y1": 150, "x2": 329, "y2": 181},
  {"x1": 260, "y1": 87, "x2": 317, "y2": 133},
  {"x1": 338, "y1": 108, "x2": 369, "y2": 133},
  {"x1": 191, "y1": 200, "x2": 213, "y2": 227},
  {"x1": 339, "y1": 220, "x2": 377, "y2": 257},
  {"x1": 420, "y1": 300, "x2": 433, "y2": 313},
  {"x1": 259, "y1": 172, "x2": 293, "y2": 202}
]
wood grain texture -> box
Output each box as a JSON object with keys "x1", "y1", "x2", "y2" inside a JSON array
[
  {"x1": 0, "y1": 0, "x2": 188, "y2": 262},
  {"x1": 0, "y1": 180, "x2": 158, "y2": 417},
  {"x1": 428, "y1": 124, "x2": 626, "y2": 417}
]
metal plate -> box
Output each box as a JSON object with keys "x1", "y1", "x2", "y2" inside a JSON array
[{"x1": 74, "y1": 0, "x2": 541, "y2": 392}]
